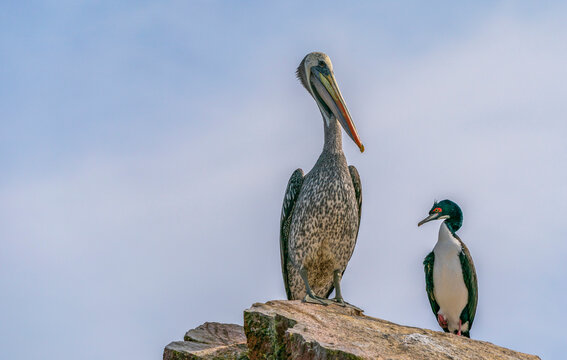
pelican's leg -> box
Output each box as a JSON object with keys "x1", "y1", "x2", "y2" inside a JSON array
[
  {"x1": 299, "y1": 267, "x2": 330, "y2": 306},
  {"x1": 331, "y1": 270, "x2": 346, "y2": 306},
  {"x1": 331, "y1": 270, "x2": 363, "y2": 312}
]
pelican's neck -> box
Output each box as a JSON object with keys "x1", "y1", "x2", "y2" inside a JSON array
[{"x1": 323, "y1": 115, "x2": 343, "y2": 154}]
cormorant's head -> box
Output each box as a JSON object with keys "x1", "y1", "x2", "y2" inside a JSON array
[
  {"x1": 418, "y1": 199, "x2": 463, "y2": 232},
  {"x1": 296, "y1": 52, "x2": 364, "y2": 153}
]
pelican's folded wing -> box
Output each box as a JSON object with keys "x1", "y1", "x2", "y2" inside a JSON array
[{"x1": 280, "y1": 168, "x2": 304, "y2": 300}]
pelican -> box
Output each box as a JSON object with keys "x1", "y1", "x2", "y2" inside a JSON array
[{"x1": 279, "y1": 52, "x2": 363, "y2": 308}]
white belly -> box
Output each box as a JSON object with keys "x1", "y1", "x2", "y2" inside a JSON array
[{"x1": 433, "y1": 223, "x2": 469, "y2": 333}]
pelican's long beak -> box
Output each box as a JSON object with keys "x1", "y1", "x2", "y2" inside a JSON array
[
  {"x1": 418, "y1": 213, "x2": 440, "y2": 227},
  {"x1": 310, "y1": 66, "x2": 364, "y2": 152}
]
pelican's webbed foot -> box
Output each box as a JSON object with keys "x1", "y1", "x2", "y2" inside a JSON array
[
  {"x1": 332, "y1": 296, "x2": 346, "y2": 307},
  {"x1": 303, "y1": 294, "x2": 331, "y2": 305},
  {"x1": 330, "y1": 270, "x2": 364, "y2": 312},
  {"x1": 340, "y1": 301, "x2": 363, "y2": 312},
  {"x1": 299, "y1": 267, "x2": 333, "y2": 306}
]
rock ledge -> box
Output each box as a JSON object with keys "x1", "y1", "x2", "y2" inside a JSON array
[
  {"x1": 164, "y1": 300, "x2": 541, "y2": 360},
  {"x1": 244, "y1": 300, "x2": 539, "y2": 360},
  {"x1": 164, "y1": 322, "x2": 248, "y2": 360}
]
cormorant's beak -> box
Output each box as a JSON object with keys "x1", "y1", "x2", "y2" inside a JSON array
[
  {"x1": 418, "y1": 213, "x2": 440, "y2": 227},
  {"x1": 310, "y1": 66, "x2": 364, "y2": 153}
]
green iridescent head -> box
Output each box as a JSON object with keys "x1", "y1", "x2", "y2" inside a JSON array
[{"x1": 418, "y1": 199, "x2": 463, "y2": 233}]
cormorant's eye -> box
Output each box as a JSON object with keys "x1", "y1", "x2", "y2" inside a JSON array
[{"x1": 433, "y1": 207, "x2": 442, "y2": 213}]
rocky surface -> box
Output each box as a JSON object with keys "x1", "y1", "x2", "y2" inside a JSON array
[
  {"x1": 163, "y1": 301, "x2": 541, "y2": 360},
  {"x1": 243, "y1": 300, "x2": 541, "y2": 360},
  {"x1": 164, "y1": 322, "x2": 248, "y2": 360}
]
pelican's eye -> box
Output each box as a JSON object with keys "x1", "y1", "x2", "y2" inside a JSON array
[
  {"x1": 433, "y1": 207, "x2": 442, "y2": 213},
  {"x1": 318, "y1": 60, "x2": 326, "y2": 68}
]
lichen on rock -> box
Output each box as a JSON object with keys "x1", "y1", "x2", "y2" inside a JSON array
[{"x1": 243, "y1": 300, "x2": 540, "y2": 360}]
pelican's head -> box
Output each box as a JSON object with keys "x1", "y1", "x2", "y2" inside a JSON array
[{"x1": 296, "y1": 52, "x2": 364, "y2": 153}]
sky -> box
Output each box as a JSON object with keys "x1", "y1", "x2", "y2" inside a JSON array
[{"x1": 1, "y1": 1, "x2": 566, "y2": 359}]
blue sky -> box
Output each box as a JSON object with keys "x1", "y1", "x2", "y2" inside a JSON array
[{"x1": 1, "y1": 1, "x2": 566, "y2": 359}]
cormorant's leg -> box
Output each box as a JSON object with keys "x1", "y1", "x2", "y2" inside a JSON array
[
  {"x1": 437, "y1": 314, "x2": 448, "y2": 329},
  {"x1": 299, "y1": 267, "x2": 329, "y2": 305},
  {"x1": 331, "y1": 270, "x2": 363, "y2": 312}
]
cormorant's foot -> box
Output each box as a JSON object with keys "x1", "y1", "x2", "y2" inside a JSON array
[{"x1": 303, "y1": 294, "x2": 329, "y2": 306}]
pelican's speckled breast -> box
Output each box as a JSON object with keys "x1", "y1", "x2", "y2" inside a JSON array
[{"x1": 286, "y1": 151, "x2": 359, "y2": 299}]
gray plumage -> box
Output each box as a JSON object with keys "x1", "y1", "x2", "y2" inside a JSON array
[
  {"x1": 280, "y1": 151, "x2": 361, "y2": 299},
  {"x1": 279, "y1": 52, "x2": 363, "y2": 302}
]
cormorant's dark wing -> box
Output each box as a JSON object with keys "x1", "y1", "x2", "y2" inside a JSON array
[
  {"x1": 457, "y1": 237, "x2": 478, "y2": 336},
  {"x1": 348, "y1": 165, "x2": 362, "y2": 241},
  {"x1": 424, "y1": 251, "x2": 448, "y2": 332},
  {"x1": 280, "y1": 168, "x2": 304, "y2": 300}
]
